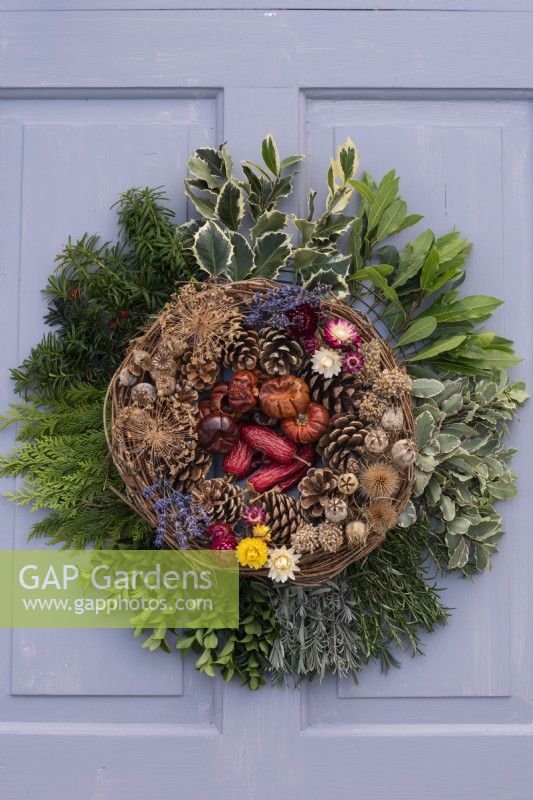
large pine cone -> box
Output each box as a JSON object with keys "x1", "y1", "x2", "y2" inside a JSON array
[
  {"x1": 174, "y1": 448, "x2": 212, "y2": 492},
  {"x1": 224, "y1": 327, "x2": 259, "y2": 372},
  {"x1": 195, "y1": 477, "x2": 244, "y2": 523},
  {"x1": 317, "y1": 415, "x2": 369, "y2": 473},
  {"x1": 258, "y1": 326, "x2": 304, "y2": 376},
  {"x1": 258, "y1": 490, "x2": 303, "y2": 545},
  {"x1": 300, "y1": 364, "x2": 362, "y2": 414},
  {"x1": 299, "y1": 467, "x2": 338, "y2": 518}
]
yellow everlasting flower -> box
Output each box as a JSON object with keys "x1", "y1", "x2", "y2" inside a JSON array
[
  {"x1": 236, "y1": 537, "x2": 268, "y2": 569},
  {"x1": 252, "y1": 523, "x2": 271, "y2": 542}
]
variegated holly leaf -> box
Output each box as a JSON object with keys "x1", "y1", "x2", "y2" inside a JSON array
[
  {"x1": 252, "y1": 232, "x2": 291, "y2": 279},
  {"x1": 184, "y1": 184, "x2": 217, "y2": 219},
  {"x1": 262, "y1": 134, "x2": 281, "y2": 176},
  {"x1": 299, "y1": 252, "x2": 352, "y2": 297},
  {"x1": 215, "y1": 181, "x2": 245, "y2": 231},
  {"x1": 192, "y1": 221, "x2": 233, "y2": 278},
  {"x1": 252, "y1": 210, "x2": 287, "y2": 240},
  {"x1": 228, "y1": 232, "x2": 254, "y2": 280}
]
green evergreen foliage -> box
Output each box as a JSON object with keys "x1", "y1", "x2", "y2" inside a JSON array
[
  {"x1": 12, "y1": 188, "x2": 190, "y2": 401},
  {"x1": 0, "y1": 385, "x2": 151, "y2": 548}
]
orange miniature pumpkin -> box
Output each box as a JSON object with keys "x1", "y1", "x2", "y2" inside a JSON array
[
  {"x1": 258, "y1": 375, "x2": 310, "y2": 420},
  {"x1": 281, "y1": 402, "x2": 330, "y2": 444}
]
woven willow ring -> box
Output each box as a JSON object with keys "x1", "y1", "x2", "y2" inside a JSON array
[{"x1": 105, "y1": 278, "x2": 415, "y2": 586}]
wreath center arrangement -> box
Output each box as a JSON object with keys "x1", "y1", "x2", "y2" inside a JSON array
[
  {"x1": 1, "y1": 135, "x2": 527, "y2": 688},
  {"x1": 108, "y1": 278, "x2": 415, "y2": 586}
]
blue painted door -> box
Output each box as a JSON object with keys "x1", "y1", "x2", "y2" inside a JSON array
[{"x1": 1, "y1": 4, "x2": 532, "y2": 798}]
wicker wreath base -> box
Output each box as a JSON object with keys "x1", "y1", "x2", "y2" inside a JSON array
[{"x1": 106, "y1": 279, "x2": 414, "y2": 586}]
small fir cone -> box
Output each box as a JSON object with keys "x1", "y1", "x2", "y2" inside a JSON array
[
  {"x1": 299, "y1": 468, "x2": 338, "y2": 518},
  {"x1": 373, "y1": 368, "x2": 412, "y2": 399},
  {"x1": 195, "y1": 478, "x2": 244, "y2": 524},
  {"x1": 173, "y1": 379, "x2": 199, "y2": 407},
  {"x1": 258, "y1": 326, "x2": 304, "y2": 376},
  {"x1": 173, "y1": 449, "x2": 212, "y2": 492},
  {"x1": 177, "y1": 350, "x2": 219, "y2": 390},
  {"x1": 299, "y1": 362, "x2": 362, "y2": 414},
  {"x1": 317, "y1": 414, "x2": 369, "y2": 473},
  {"x1": 291, "y1": 522, "x2": 320, "y2": 554},
  {"x1": 224, "y1": 327, "x2": 260, "y2": 372},
  {"x1": 154, "y1": 372, "x2": 176, "y2": 397},
  {"x1": 259, "y1": 491, "x2": 303, "y2": 544},
  {"x1": 358, "y1": 340, "x2": 382, "y2": 386},
  {"x1": 356, "y1": 392, "x2": 388, "y2": 424},
  {"x1": 317, "y1": 522, "x2": 344, "y2": 553}
]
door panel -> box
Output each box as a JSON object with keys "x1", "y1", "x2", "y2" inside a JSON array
[{"x1": 1, "y1": 7, "x2": 532, "y2": 800}]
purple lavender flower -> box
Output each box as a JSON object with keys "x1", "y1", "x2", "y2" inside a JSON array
[
  {"x1": 144, "y1": 480, "x2": 211, "y2": 549},
  {"x1": 245, "y1": 284, "x2": 328, "y2": 329}
]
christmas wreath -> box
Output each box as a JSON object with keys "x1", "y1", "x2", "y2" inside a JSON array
[{"x1": 1, "y1": 136, "x2": 527, "y2": 688}]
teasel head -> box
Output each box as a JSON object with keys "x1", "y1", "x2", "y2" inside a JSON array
[
  {"x1": 364, "y1": 500, "x2": 398, "y2": 535},
  {"x1": 360, "y1": 462, "x2": 400, "y2": 499}
]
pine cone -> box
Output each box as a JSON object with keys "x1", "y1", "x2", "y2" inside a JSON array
[
  {"x1": 173, "y1": 379, "x2": 199, "y2": 407},
  {"x1": 173, "y1": 448, "x2": 212, "y2": 492},
  {"x1": 300, "y1": 363, "x2": 362, "y2": 414},
  {"x1": 258, "y1": 326, "x2": 304, "y2": 376},
  {"x1": 259, "y1": 490, "x2": 303, "y2": 544},
  {"x1": 224, "y1": 327, "x2": 259, "y2": 372},
  {"x1": 195, "y1": 477, "x2": 244, "y2": 523},
  {"x1": 317, "y1": 415, "x2": 369, "y2": 473},
  {"x1": 177, "y1": 350, "x2": 220, "y2": 390},
  {"x1": 299, "y1": 467, "x2": 338, "y2": 518}
]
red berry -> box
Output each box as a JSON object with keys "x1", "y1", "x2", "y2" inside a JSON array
[
  {"x1": 118, "y1": 310, "x2": 129, "y2": 319},
  {"x1": 70, "y1": 287, "x2": 80, "y2": 298}
]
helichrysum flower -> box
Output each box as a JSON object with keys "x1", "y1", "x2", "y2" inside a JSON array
[
  {"x1": 323, "y1": 318, "x2": 362, "y2": 350},
  {"x1": 267, "y1": 546, "x2": 301, "y2": 583},
  {"x1": 311, "y1": 347, "x2": 342, "y2": 379},
  {"x1": 252, "y1": 523, "x2": 271, "y2": 542},
  {"x1": 342, "y1": 351, "x2": 365, "y2": 375},
  {"x1": 242, "y1": 505, "x2": 266, "y2": 526},
  {"x1": 236, "y1": 537, "x2": 269, "y2": 569}
]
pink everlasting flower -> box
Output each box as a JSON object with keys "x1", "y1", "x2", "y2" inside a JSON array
[
  {"x1": 323, "y1": 318, "x2": 362, "y2": 350},
  {"x1": 242, "y1": 505, "x2": 267, "y2": 526},
  {"x1": 342, "y1": 351, "x2": 365, "y2": 374}
]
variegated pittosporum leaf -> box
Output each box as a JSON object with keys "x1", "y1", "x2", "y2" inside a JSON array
[{"x1": 397, "y1": 368, "x2": 528, "y2": 574}]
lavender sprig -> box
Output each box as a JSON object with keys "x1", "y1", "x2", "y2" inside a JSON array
[
  {"x1": 245, "y1": 284, "x2": 328, "y2": 329},
  {"x1": 143, "y1": 479, "x2": 211, "y2": 549}
]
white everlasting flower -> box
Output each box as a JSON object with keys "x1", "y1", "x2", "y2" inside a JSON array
[
  {"x1": 267, "y1": 546, "x2": 301, "y2": 583},
  {"x1": 311, "y1": 346, "x2": 342, "y2": 379}
]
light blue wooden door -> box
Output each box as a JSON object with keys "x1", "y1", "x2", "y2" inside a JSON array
[{"x1": 1, "y1": 4, "x2": 532, "y2": 799}]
